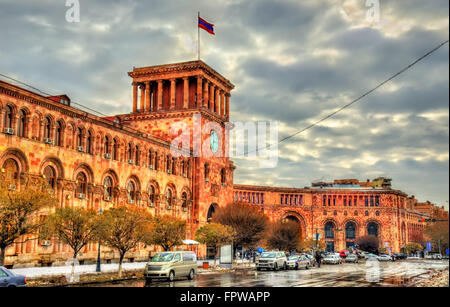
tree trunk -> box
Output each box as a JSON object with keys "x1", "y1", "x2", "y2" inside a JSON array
[
  {"x1": 214, "y1": 246, "x2": 218, "y2": 269},
  {"x1": 0, "y1": 246, "x2": 6, "y2": 267},
  {"x1": 118, "y1": 253, "x2": 124, "y2": 278},
  {"x1": 70, "y1": 251, "x2": 78, "y2": 283}
]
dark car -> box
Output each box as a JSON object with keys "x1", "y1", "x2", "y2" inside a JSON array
[
  {"x1": 393, "y1": 253, "x2": 407, "y2": 260},
  {"x1": 0, "y1": 267, "x2": 27, "y2": 287}
]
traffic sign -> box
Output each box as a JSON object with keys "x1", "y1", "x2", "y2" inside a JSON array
[{"x1": 426, "y1": 242, "x2": 432, "y2": 251}]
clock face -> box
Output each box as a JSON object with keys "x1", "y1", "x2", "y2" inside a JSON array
[{"x1": 210, "y1": 130, "x2": 219, "y2": 153}]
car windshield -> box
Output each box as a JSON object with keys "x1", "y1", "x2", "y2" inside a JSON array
[
  {"x1": 288, "y1": 256, "x2": 299, "y2": 260},
  {"x1": 151, "y1": 253, "x2": 175, "y2": 262},
  {"x1": 261, "y1": 252, "x2": 276, "y2": 258}
]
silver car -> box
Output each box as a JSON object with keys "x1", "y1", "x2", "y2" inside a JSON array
[
  {"x1": 256, "y1": 251, "x2": 287, "y2": 271},
  {"x1": 0, "y1": 267, "x2": 27, "y2": 287},
  {"x1": 287, "y1": 255, "x2": 311, "y2": 270},
  {"x1": 323, "y1": 254, "x2": 342, "y2": 264}
]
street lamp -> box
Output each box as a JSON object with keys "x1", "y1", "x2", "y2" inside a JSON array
[{"x1": 96, "y1": 209, "x2": 103, "y2": 272}]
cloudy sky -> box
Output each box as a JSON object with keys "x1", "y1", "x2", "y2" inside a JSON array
[{"x1": 0, "y1": 0, "x2": 448, "y2": 208}]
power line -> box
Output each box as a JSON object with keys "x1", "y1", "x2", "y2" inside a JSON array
[{"x1": 245, "y1": 39, "x2": 449, "y2": 155}]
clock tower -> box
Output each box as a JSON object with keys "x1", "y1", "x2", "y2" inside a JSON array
[{"x1": 118, "y1": 60, "x2": 235, "y2": 245}]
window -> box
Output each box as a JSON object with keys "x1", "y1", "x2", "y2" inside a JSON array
[
  {"x1": 104, "y1": 136, "x2": 111, "y2": 155},
  {"x1": 204, "y1": 163, "x2": 209, "y2": 181},
  {"x1": 365, "y1": 196, "x2": 369, "y2": 207},
  {"x1": 55, "y1": 121, "x2": 63, "y2": 146},
  {"x1": 2, "y1": 158, "x2": 19, "y2": 181},
  {"x1": 323, "y1": 210, "x2": 327, "y2": 216},
  {"x1": 166, "y1": 155, "x2": 171, "y2": 172},
  {"x1": 154, "y1": 152, "x2": 158, "y2": 170},
  {"x1": 43, "y1": 166, "x2": 56, "y2": 190},
  {"x1": 86, "y1": 131, "x2": 93, "y2": 154},
  {"x1": 76, "y1": 128, "x2": 84, "y2": 148},
  {"x1": 370, "y1": 196, "x2": 374, "y2": 207},
  {"x1": 148, "y1": 150, "x2": 153, "y2": 168},
  {"x1": 171, "y1": 157, "x2": 175, "y2": 174},
  {"x1": 354, "y1": 197, "x2": 358, "y2": 206},
  {"x1": 44, "y1": 117, "x2": 52, "y2": 139},
  {"x1": 149, "y1": 186, "x2": 156, "y2": 204},
  {"x1": 0, "y1": 270, "x2": 8, "y2": 278},
  {"x1": 166, "y1": 189, "x2": 173, "y2": 206},
  {"x1": 181, "y1": 192, "x2": 188, "y2": 210},
  {"x1": 375, "y1": 196, "x2": 380, "y2": 207},
  {"x1": 127, "y1": 181, "x2": 136, "y2": 203},
  {"x1": 4, "y1": 105, "x2": 13, "y2": 129},
  {"x1": 367, "y1": 223, "x2": 379, "y2": 237},
  {"x1": 325, "y1": 222, "x2": 335, "y2": 239},
  {"x1": 333, "y1": 210, "x2": 337, "y2": 216},
  {"x1": 323, "y1": 195, "x2": 326, "y2": 206},
  {"x1": 346, "y1": 222, "x2": 356, "y2": 239},
  {"x1": 17, "y1": 110, "x2": 26, "y2": 137},
  {"x1": 112, "y1": 139, "x2": 119, "y2": 160},
  {"x1": 375, "y1": 211, "x2": 380, "y2": 217},
  {"x1": 135, "y1": 146, "x2": 140, "y2": 166},
  {"x1": 343, "y1": 197, "x2": 347, "y2": 206},
  {"x1": 76, "y1": 172, "x2": 87, "y2": 194},
  {"x1": 127, "y1": 143, "x2": 133, "y2": 161},
  {"x1": 354, "y1": 210, "x2": 358, "y2": 216},
  {"x1": 104, "y1": 176, "x2": 113, "y2": 200},
  {"x1": 365, "y1": 211, "x2": 369, "y2": 216}
]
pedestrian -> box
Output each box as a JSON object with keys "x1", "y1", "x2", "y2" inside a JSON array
[{"x1": 315, "y1": 251, "x2": 322, "y2": 268}]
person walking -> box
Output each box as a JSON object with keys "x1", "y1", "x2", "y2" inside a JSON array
[{"x1": 315, "y1": 251, "x2": 322, "y2": 268}]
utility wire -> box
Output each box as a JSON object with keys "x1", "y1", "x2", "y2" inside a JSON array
[{"x1": 245, "y1": 39, "x2": 449, "y2": 156}]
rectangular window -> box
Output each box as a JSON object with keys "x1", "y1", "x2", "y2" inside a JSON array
[
  {"x1": 365, "y1": 196, "x2": 369, "y2": 207},
  {"x1": 344, "y1": 197, "x2": 347, "y2": 206},
  {"x1": 375, "y1": 196, "x2": 380, "y2": 206},
  {"x1": 323, "y1": 195, "x2": 326, "y2": 206}
]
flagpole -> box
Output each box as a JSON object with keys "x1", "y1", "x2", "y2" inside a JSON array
[{"x1": 197, "y1": 11, "x2": 200, "y2": 60}]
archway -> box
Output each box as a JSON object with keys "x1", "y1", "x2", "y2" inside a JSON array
[
  {"x1": 367, "y1": 222, "x2": 379, "y2": 237},
  {"x1": 207, "y1": 203, "x2": 218, "y2": 222},
  {"x1": 324, "y1": 221, "x2": 337, "y2": 252},
  {"x1": 345, "y1": 221, "x2": 357, "y2": 249}
]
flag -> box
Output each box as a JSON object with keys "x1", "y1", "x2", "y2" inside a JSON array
[{"x1": 198, "y1": 17, "x2": 215, "y2": 35}]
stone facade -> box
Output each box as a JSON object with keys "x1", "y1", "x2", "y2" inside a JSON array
[{"x1": 0, "y1": 61, "x2": 447, "y2": 267}]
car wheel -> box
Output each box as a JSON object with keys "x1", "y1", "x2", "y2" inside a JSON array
[
  {"x1": 168, "y1": 270, "x2": 175, "y2": 282},
  {"x1": 145, "y1": 278, "x2": 152, "y2": 284},
  {"x1": 187, "y1": 269, "x2": 195, "y2": 280},
  {"x1": 283, "y1": 262, "x2": 287, "y2": 270},
  {"x1": 295, "y1": 264, "x2": 299, "y2": 270},
  {"x1": 305, "y1": 264, "x2": 310, "y2": 270},
  {"x1": 273, "y1": 263, "x2": 278, "y2": 271}
]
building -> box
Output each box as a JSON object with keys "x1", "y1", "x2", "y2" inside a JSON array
[{"x1": 0, "y1": 61, "x2": 447, "y2": 267}]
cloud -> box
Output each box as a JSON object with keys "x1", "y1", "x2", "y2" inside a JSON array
[{"x1": 0, "y1": 0, "x2": 448, "y2": 208}]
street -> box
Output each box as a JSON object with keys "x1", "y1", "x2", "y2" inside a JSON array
[{"x1": 81, "y1": 259, "x2": 449, "y2": 287}]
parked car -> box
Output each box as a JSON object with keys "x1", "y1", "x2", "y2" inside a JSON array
[
  {"x1": 364, "y1": 253, "x2": 378, "y2": 259},
  {"x1": 304, "y1": 254, "x2": 316, "y2": 266},
  {"x1": 323, "y1": 254, "x2": 342, "y2": 264},
  {"x1": 0, "y1": 267, "x2": 27, "y2": 287},
  {"x1": 393, "y1": 253, "x2": 407, "y2": 260},
  {"x1": 144, "y1": 251, "x2": 197, "y2": 282},
  {"x1": 425, "y1": 253, "x2": 443, "y2": 260},
  {"x1": 344, "y1": 254, "x2": 359, "y2": 263},
  {"x1": 377, "y1": 254, "x2": 392, "y2": 261},
  {"x1": 339, "y1": 250, "x2": 350, "y2": 258},
  {"x1": 287, "y1": 255, "x2": 311, "y2": 270},
  {"x1": 442, "y1": 255, "x2": 449, "y2": 260},
  {"x1": 256, "y1": 251, "x2": 287, "y2": 271}
]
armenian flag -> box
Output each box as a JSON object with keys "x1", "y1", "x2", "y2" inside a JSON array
[{"x1": 198, "y1": 17, "x2": 215, "y2": 35}]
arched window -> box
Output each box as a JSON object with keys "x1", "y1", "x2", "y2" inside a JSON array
[
  {"x1": 104, "y1": 176, "x2": 113, "y2": 200},
  {"x1": 127, "y1": 181, "x2": 136, "y2": 203},
  {"x1": 166, "y1": 155, "x2": 171, "y2": 172},
  {"x1": 43, "y1": 166, "x2": 56, "y2": 190},
  {"x1": 346, "y1": 222, "x2": 356, "y2": 239},
  {"x1": 44, "y1": 117, "x2": 52, "y2": 139},
  {"x1": 76, "y1": 172, "x2": 87, "y2": 195},
  {"x1": 4, "y1": 105, "x2": 13, "y2": 129},
  {"x1": 171, "y1": 157, "x2": 176, "y2": 175},
  {"x1": 112, "y1": 138, "x2": 119, "y2": 160},
  {"x1": 2, "y1": 158, "x2": 19, "y2": 181},
  {"x1": 367, "y1": 222, "x2": 379, "y2": 237},
  {"x1": 365, "y1": 211, "x2": 369, "y2": 216},
  {"x1": 333, "y1": 210, "x2": 337, "y2": 216},
  {"x1": 76, "y1": 128, "x2": 83, "y2": 147},
  {"x1": 204, "y1": 163, "x2": 209, "y2": 181},
  {"x1": 104, "y1": 136, "x2": 110, "y2": 154},
  {"x1": 127, "y1": 143, "x2": 133, "y2": 161},
  {"x1": 181, "y1": 192, "x2": 188, "y2": 211},
  {"x1": 148, "y1": 150, "x2": 153, "y2": 168},
  {"x1": 55, "y1": 121, "x2": 63, "y2": 146},
  {"x1": 148, "y1": 185, "x2": 156, "y2": 205},
  {"x1": 166, "y1": 189, "x2": 173, "y2": 206},
  {"x1": 135, "y1": 145, "x2": 140, "y2": 166},
  {"x1": 354, "y1": 210, "x2": 358, "y2": 216},
  {"x1": 154, "y1": 152, "x2": 158, "y2": 170},
  {"x1": 323, "y1": 210, "x2": 327, "y2": 216},
  {"x1": 221, "y1": 168, "x2": 226, "y2": 185},
  {"x1": 325, "y1": 222, "x2": 335, "y2": 239},
  {"x1": 375, "y1": 210, "x2": 380, "y2": 217},
  {"x1": 17, "y1": 110, "x2": 26, "y2": 137},
  {"x1": 86, "y1": 131, "x2": 93, "y2": 154}
]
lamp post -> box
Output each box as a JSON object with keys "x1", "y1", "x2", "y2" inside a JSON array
[{"x1": 96, "y1": 209, "x2": 103, "y2": 272}]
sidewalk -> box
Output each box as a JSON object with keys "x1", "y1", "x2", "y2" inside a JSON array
[{"x1": 11, "y1": 259, "x2": 256, "y2": 279}]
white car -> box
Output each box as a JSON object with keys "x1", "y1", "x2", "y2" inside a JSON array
[
  {"x1": 377, "y1": 254, "x2": 392, "y2": 261},
  {"x1": 323, "y1": 254, "x2": 342, "y2": 264},
  {"x1": 286, "y1": 255, "x2": 311, "y2": 270},
  {"x1": 256, "y1": 251, "x2": 287, "y2": 271}
]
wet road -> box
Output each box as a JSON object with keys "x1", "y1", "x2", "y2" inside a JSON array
[{"x1": 85, "y1": 259, "x2": 449, "y2": 287}]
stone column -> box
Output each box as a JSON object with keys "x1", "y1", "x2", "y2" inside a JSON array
[
  {"x1": 132, "y1": 83, "x2": 138, "y2": 113},
  {"x1": 203, "y1": 81, "x2": 209, "y2": 109},
  {"x1": 215, "y1": 88, "x2": 220, "y2": 113},
  {"x1": 145, "y1": 81, "x2": 151, "y2": 112},
  {"x1": 220, "y1": 90, "x2": 225, "y2": 117},
  {"x1": 139, "y1": 84, "x2": 145, "y2": 112},
  {"x1": 226, "y1": 94, "x2": 230, "y2": 120},
  {"x1": 196, "y1": 76, "x2": 203, "y2": 107},
  {"x1": 209, "y1": 84, "x2": 215, "y2": 112},
  {"x1": 183, "y1": 77, "x2": 189, "y2": 109},
  {"x1": 170, "y1": 79, "x2": 176, "y2": 110},
  {"x1": 157, "y1": 80, "x2": 163, "y2": 111}
]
